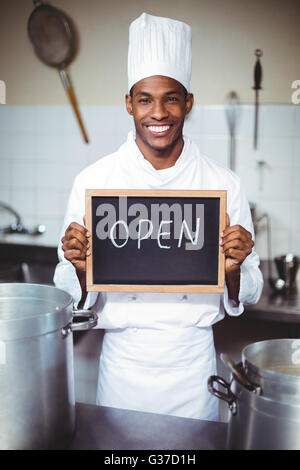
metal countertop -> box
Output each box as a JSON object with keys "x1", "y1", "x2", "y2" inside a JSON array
[{"x1": 67, "y1": 403, "x2": 227, "y2": 450}]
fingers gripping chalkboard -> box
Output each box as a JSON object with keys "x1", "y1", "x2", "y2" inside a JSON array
[{"x1": 85, "y1": 190, "x2": 226, "y2": 292}]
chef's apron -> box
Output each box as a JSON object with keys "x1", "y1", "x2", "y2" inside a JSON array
[{"x1": 96, "y1": 325, "x2": 219, "y2": 421}]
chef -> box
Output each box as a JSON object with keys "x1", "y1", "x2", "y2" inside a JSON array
[{"x1": 54, "y1": 13, "x2": 263, "y2": 421}]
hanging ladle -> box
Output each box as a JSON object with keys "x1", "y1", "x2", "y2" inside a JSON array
[{"x1": 27, "y1": 0, "x2": 89, "y2": 143}]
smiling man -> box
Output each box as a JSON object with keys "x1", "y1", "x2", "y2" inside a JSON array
[
  {"x1": 126, "y1": 75, "x2": 194, "y2": 169},
  {"x1": 54, "y1": 13, "x2": 263, "y2": 421}
]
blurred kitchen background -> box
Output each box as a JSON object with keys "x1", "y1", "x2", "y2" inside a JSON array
[{"x1": 0, "y1": 0, "x2": 299, "y2": 412}]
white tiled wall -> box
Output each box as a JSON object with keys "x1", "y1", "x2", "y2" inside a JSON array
[{"x1": 0, "y1": 103, "x2": 299, "y2": 263}]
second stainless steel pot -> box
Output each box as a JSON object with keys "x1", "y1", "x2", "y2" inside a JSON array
[
  {"x1": 242, "y1": 338, "x2": 300, "y2": 404},
  {"x1": 0, "y1": 283, "x2": 97, "y2": 450},
  {"x1": 208, "y1": 339, "x2": 300, "y2": 450},
  {"x1": 209, "y1": 369, "x2": 300, "y2": 449}
]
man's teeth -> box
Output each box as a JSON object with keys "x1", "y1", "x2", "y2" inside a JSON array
[{"x1": 148, "y1": 125, "x2": 170, "y2": 133}]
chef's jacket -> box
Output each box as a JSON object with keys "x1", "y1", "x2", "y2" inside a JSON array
[{"x1": 54, "y1": 131, "x2": 263, "y2": 420}]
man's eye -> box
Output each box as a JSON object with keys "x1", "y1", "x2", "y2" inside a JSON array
[
  {"x1": 167, "y1": 97, "x2": 178, "y2": 102},
  {"x1": 139, "y1": 98, "x2": 151, "y2": 104}
]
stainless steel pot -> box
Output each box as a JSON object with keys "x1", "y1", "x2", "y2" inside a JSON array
[
  {"x1": 243, "y1": 339, "x2": 300, "y2": 404},
  {"x1": 0, "y1": 283, "x2": 97, "y2": 450},
  {"x1": 208, "y1": 339, "x2": 300, "y2": 450}
]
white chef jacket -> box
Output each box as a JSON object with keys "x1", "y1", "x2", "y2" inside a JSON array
[{"x1": 54, "y1": 131, "x2": 263, "y2": 421}]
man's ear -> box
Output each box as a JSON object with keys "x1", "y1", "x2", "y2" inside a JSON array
[
  {"x1": 185, "y1": 93, "x2": 194, "y2": 116},
  {"x1": 125, "y1": 93, "x2": 133, "y2": 116}
]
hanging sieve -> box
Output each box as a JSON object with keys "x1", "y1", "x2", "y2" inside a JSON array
[{"x1": 27, "y1": 0, "x2": 89, "y2": 143}]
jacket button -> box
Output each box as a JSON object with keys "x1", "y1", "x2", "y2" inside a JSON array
[{"x1": 181, "y1": 295, "x2": 188, "y2": 301}]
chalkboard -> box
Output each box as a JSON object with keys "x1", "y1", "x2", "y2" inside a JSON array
[{"x1": 85, "y1": 190, "x2": 226, "y2": 293}]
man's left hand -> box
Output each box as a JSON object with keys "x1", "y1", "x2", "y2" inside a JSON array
[{"x1": 220, "y1": 214, "x2": 254, "y2": 274}]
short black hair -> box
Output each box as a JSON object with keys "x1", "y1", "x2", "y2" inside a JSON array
[{"x1": 129, "y1": 84, "x2": 188, "y2": 98}]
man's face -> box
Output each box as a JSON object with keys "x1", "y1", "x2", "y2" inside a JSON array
[{"x1": 125, "y1": 75, "x2": 194, "y2": 155}]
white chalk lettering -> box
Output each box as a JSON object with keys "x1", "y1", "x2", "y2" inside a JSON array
[
  {"x1": 178, "y1": 218, "x2": 201, "y2": 248},
  {"x1": 110, "y1": 220, "x2": 129, "y2": 248},
  {"x1": 157, "y1": 220, "x2": 172, "y2": 249},
  {"x1": 137, "y1": 219, "x2": 153, "y2": 249}
]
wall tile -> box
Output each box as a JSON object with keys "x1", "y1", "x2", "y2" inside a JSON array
[
  {"x1": 11, "y1": 188, "x2": 36, "y2": 218},
  {"x1": 291, "y1": 202, "x2": 300, "y2": 231},
  {"x1": 255, "y1": 167, "x2": 292, "y2": 202},
  {"x1": 257, "y1": 200, "x2": 291, "y2": 232},
  {"x1": 195, "y1": 136, "x2": 228, "y2": 168},
  {"x1": 11, "y1": 161, "x2": 36, "y2": 190},
  {"x1": 36, "y1": 134, "x2": 65, "y2": 162},
  {"x1": 36, "y1": 190, "x2": 61, "y2": 219},
  {"x1": 290, "y1": 231, "x2": 300, "y2": 258},
  {"x1": 0, "y1": 159, "x2": 11, "y2": 188},
  {"x1": 0, "y1": 134, "x2": 12, "y2": 159},
  {"x1": 10, "y1": 106, "x2": 37, "y2": 134},
  {"x1": 259, "y1": 105, "x2": 295, "y2": 138},
  {"x1": 257, "y1": 229, "x2": 291, "y2": 259},
  {"x1": 234, "y1": 106, "x2": 253, "y2": 138},
  {"x1": 0, "y1": 188, "x2": 11, "y2": 205},
  {"x1": 34, "y1": 106, "x2": 67, "y2": 135},
  {"x1": 295, "y1": 107, "x2": 300, "y2": 137},
  {"x1": 36, "y1": 161, "x2": 81, "y2": 192},
  {"x1": 10, "y1": 134, "x2": 36, "y2": 162},
  {"x1": 291, "y1": 166, "x2": 300, "y2": 201},
  {"x1": 259, "y1": 138, "x2": 293, "y2": 168},
  {"x1": 0, "y1": 189, "x2": 13, "y2": 230},
  {"x1": 197, "y1": 106, "x2": 229, "y2": 136},
  {"x1": 0, "y1": 106, "x2": 12, "y2": 134},
  {"x1": 294, "y1": 139, "x2": 300, "y2": 167},
  {"x1": 86, "y1": 134, "x2": 124, "y2": 163},
  {"x1": 63, "y1": 105, "x2": 86, "y2": 137}
]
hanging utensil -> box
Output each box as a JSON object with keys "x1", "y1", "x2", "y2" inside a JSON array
[
  {"x1": 27, "y1": 0, "x2": 89, "y2": 143},
  {"x1": 225, "y1": 91, "x2": 240, "y2": 171},
  {"x1": 253, "y1": 49, "x2": 263, "y2": 149}
]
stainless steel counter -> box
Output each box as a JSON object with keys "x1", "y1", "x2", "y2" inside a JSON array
[{"x1": 67, "y1": 402, "x2": 227, "y2": 450}]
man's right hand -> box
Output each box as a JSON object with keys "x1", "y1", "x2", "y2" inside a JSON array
[{"x1": 61, "y1": 221, "x2": 90, "y2": 273}]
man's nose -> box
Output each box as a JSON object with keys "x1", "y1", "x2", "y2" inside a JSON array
[{"x1": 151, "y1": 100, "x2": 169, "y2": 120}]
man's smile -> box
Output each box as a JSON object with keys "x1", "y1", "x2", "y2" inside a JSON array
[{"x1": 146, "y1": 124, "x2": 172, "y2": 136}]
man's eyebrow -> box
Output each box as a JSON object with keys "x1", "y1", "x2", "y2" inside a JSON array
[
  {"x1": 165, "y1": 90, "x2": 181, "y2": 95},
  {"x1": 135, "y1": 90, "x2": 182, "y2": 96},
  {"x1": 135, "y1": 91, "x2": 152, "y2": 96}
]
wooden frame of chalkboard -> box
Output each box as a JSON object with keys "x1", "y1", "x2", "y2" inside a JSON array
[{"x1": 85, "y1": 189, "x2": 226, "y2": 293}]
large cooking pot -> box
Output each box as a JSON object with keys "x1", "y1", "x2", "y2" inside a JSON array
[
  {"x1": 208, "y1": 339, "x2": 300, "y2": 450},
  {"x1": 0, "y1": 283, "x2": 97, "y2": 450}
]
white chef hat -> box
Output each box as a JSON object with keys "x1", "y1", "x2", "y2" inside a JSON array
[{"x1": 128, "y1": 12, "x2": 192, "y2": 93}]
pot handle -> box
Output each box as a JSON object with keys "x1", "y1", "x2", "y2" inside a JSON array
[
  {"x1": 71, "y1": 309, "x2": 98, "y2": 331},
  {"x1": 207, "y1": 375, "x2": 237, "y2": 415},
  {"x1": 220, "y1": 353, "x2": 262, "y2": 395}
]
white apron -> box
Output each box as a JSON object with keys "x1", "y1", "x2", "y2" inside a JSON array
[{"x1": 96, "y1": 325, "x2": 219, "y2": 421}]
